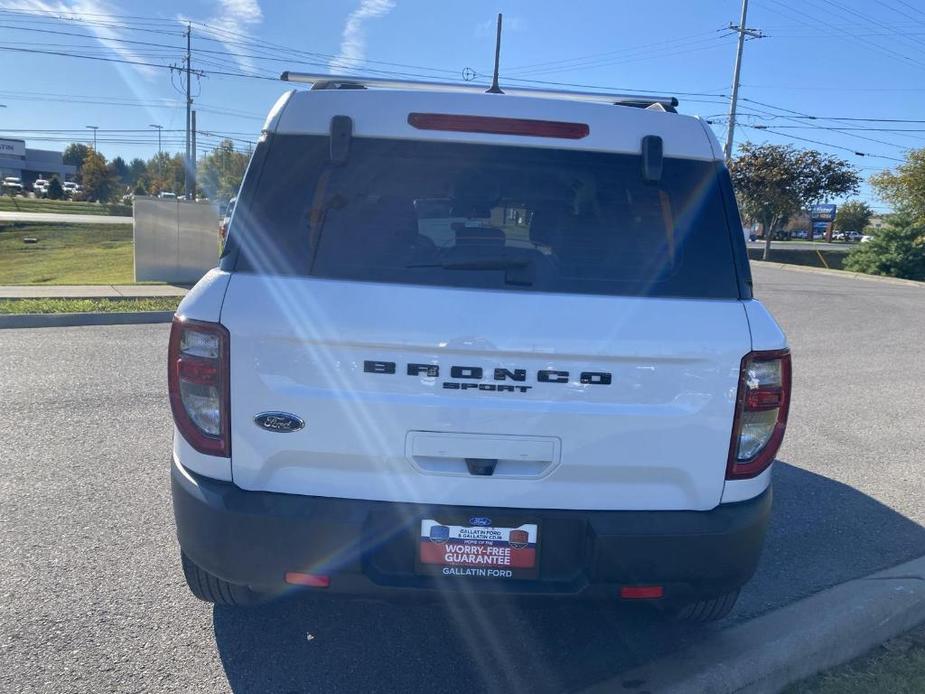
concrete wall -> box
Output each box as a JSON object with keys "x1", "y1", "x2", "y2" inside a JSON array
[{"x1": 134, "y1": 197, "x2": 220, "y2": 283}]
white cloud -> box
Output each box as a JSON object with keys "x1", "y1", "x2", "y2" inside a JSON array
[
  {"x1": 183, "y1": 0, "x2": 264, "y2": 74},
  {"x1": 474, "y1": 15, "x2": 524, "y2": 39},
  {"x1": 1, "y1": 0, "x2": 161, "y2": 77},
  {"x1": 329, "y1": 0, "x2": 396, "y2": 72}
]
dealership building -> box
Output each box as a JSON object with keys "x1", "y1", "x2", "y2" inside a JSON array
[{"x1": 0, "y1": 138, "x2": 76, "y2": 184}]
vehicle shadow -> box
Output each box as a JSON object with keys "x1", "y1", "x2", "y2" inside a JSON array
[{"x1": 212, "y1": 462, "x2": 925, "y2": 694}]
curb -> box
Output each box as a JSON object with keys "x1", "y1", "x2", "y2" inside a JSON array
[
  {"x1": 0, "y1": 311, "x2": 175, "y2": 329},
  {"x1": 582, "y1": 554, "x2": 925, "y2": 694},
  {"x1": 750, "y1": 260, "x2": 924, "y2": 287}
]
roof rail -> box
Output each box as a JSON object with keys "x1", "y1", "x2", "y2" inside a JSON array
[{"x1": 279, "y1": 72, "x2": 679, "y2": 111}]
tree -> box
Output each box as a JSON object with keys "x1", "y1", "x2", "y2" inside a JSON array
[
  {"x1": 128, "y1": 158, "x2": 148, "y2": 187},
  {"x1": 834, "y1": 200, "x2": 873, "y2": 232},
  {"x1": 729, "y1": 143, "x2": 861, "y2": 259},
  {"x1": 145, "y1": 152, "x2": 184, "y2": 195},
  {"x1": 197, "y1": 139, "x2": 251, "y2": 201},
  {"x1": 46, "y1": 176, "x2": 64, "y2": 200},
  {"x1": 870, "y1": 148, "x2": 925, "y2": 223},
  {"x1": 110, "y1": 156, "x2": 130, "y2": 186},
  {"x1": 63, "y1": 143, "x2": 91, "y2": 182},
  {"x1": 843, "y1": 216, "x2": 925, "y2": 280},
  {"x1": 80, "y1": 150, "x2": 118, "y2": 202}
]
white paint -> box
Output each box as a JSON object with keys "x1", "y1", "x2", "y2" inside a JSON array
[{"x1": 272, "y1": 89, "x2": 719, "y2": 160}]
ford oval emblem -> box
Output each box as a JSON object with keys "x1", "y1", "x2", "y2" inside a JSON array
[
  {"x1": 254, "y1": 412, "x2": 305, "y2": 433},
  {"x1": 469, "y1": 517, "x2": 492, "y2": 527}
]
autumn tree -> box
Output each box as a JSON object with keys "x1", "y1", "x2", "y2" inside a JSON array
[
  {"x1": 729, "y1": 143, "x2": 860, "y2": 259},
  {"x1": 870, "y1": 148, "x2": 925, "y2": 222},
  {"x1": 80, "y1": 150, "x2": 118, "y2": 202}
]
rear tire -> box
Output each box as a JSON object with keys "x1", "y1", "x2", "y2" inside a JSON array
[
  {"x1": 181, "y1": 552, "x2": 264, "y2": 606},
  {"x1": 672, "y1": 589, "x2": 739, "y2": 623}
]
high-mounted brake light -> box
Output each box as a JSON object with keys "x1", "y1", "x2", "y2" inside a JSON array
[
  {"x1": 726, "y1": 349, "x2": 791, "y2": 480},
  {"x1": 168, "y1": 316, "x2": 230, "y2": 457},
  {"x1": 407, "y1": 113, "x2": 590, "y2": 139}
]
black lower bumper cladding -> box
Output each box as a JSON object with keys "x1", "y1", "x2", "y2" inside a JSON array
[{"x1": 172, "y1": 461, "x2": 771, "y2": 600}]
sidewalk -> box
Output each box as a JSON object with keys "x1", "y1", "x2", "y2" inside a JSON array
[{"x1": 0, "y1": 284, "x2": 189, "y2": 299}]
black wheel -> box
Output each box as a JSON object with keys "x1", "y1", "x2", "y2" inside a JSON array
[
  {"x1": 672, "y1": 589, "x2": 739, "y2": 623},
  {"x1": 180, "y1": 552, "x2": 264, "y2": 606}
]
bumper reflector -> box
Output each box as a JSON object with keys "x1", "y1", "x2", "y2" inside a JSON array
[
  {"x1": 285, "y1": 572, "x2": 331, "y2": 588},
  {"x1": 619, "y1": 585, "x2": 664, "y2": 600}
]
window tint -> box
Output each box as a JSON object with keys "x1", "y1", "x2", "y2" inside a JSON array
[{"x1": 232, "y1": 135, "x2": 741, "y2": 299}]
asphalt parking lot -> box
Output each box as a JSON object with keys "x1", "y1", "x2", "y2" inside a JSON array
[{"x1": 1, "y1": 264, "x2": 923, "y2": 693}]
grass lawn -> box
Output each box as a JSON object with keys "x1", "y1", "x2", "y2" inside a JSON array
[
  {"x1": 0, "y1": 222, "x2": 134, "y2": 284},
  {"x1": 0, "y1": 197, "x2": 131, "y2": 216},
  {"x1": 787, "y1": 624, "x2": 925, "y2": 693},
  {"x1": 0, "y1": 297, "x2": 180, "y2": 314}
]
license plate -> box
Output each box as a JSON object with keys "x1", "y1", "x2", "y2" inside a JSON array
[{"x1": 417, "y1": 518, "x2": 539, "y2": 580}]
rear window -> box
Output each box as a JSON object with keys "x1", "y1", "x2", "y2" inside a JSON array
[{"x1": 231, "y1": 134, "x2": 740, "y2": 298}]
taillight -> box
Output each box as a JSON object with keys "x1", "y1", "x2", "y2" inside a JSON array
[
  {"x1": 726, "y1": 349, "x2": 791, "y2": 480},
  {"x1": 168, "y1": 316, "x2": 230, "y2": 457}
]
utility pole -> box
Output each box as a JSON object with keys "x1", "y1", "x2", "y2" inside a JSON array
[
  {"x1": 723, "y1": 0, "x2": 764, "y2": 162},
  {"x1": 184, "y1": 22, "x2": 192, "y2": 200},
  {"x1": 191, "y1": 110, "x2": 197, "y2": 200},
  {"x1": 85, "y1": 125, "x2": 98, "y2": 150}
]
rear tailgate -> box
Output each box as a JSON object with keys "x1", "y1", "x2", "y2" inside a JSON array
[{"x1": 221, "y1": 274, "x2": 749, "y2": 511}]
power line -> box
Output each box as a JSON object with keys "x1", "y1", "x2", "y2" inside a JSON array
[{"x1": 739, "y1": 125, "x2": 905, "y2": 161}]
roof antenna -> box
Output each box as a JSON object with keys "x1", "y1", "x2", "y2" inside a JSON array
[{"x1": 486, "y1": 13, "x2": 504, "y2": 94}]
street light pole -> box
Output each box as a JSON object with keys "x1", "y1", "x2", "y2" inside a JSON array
[
  {"x1": 149, "y1": 124, "x2": 163, "y2": 183},
  {"x1": 85, "y1": 125, "x2": 98, "y2": 150}
]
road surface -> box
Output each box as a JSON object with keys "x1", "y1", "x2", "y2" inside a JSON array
[
  {"x1": 1, "y1": 264, "x2": 923, "y2": 693},
  {"x1": 0, "y1": 211, "x2": 132, "y2": 225}
]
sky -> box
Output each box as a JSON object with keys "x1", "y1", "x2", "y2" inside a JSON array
[{"x1": 2, "y1": 0, "x2": 924, "y2": 212}]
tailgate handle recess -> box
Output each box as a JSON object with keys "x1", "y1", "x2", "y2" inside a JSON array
[{"x1": 465, "y1": 458, "x2": 498, "y2": 476}]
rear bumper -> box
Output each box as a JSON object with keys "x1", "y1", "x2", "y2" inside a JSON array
[{"x1": 171, "y1": 460, "x2": 771, "y2": 601}]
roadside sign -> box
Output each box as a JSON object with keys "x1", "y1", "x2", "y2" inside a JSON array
[{"x1": 810, "y1": 204, "x2": 837, "y2": 222}]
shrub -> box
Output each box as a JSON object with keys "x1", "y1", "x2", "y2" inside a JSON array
[
  {"x1": 843, "y1": 221, "x2": 925, "y2": 280},
  {"x1": 47, "y1": 177, "x2": 65, "y2": 200}
]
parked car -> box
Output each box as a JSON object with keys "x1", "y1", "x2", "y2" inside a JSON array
[
  {"x1": 861, "y1": 235, "x2": 874, "y2": 243},
  {"x1": 169, "y1": 75, "x2": 790, "y2": 622},
  {"x1": 846, "y1": 231, "x2": 862, "y2": 242},
  {"x1": 218, "y1": 196, "x2": 236, "y2": 247},
  {"x1": 2, "y1": 176, "x2": 24, "y2": 195},
  {"x1": 33, "y1": 178, "x2": 50, "y2": 196},
  {"x1": 813, "y1": 230, "x2": 826, "y2": 240},
  {"x1": 792, "y1": 230, "x2": 809, "y2": 240},
  {"x1": 62, "y1": 181, "x2": 81, "y2": 198},
  {"x1": 833, "y1": 231, "x2": 846, "y2": 241},
  {"x1": 158, "y1": 191, "x2": 177, "y2": 200}
]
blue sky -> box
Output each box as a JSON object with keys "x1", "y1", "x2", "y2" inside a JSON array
[{"x1": 2, "y1": 0, "x2": 924, "y2": 211}]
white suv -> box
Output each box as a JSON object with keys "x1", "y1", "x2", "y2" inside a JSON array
[{"x1": 169, "y1": 75, "x2": 791, "y2": 622}]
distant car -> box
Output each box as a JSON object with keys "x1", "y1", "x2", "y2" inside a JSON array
[
  {"x1": 792, "y1": 230, "x2": 809, "y2": 240},
  {"x1": 2, "y1": 176, "x2": 24, "y2": 194},
  {"x1": 833, "y1": 231, "x2": 846, "y2": 241},
  {"x1": 846, "y1": 231, "x2": 862, "y2": 242},
  {"x1": 861, "y1": 235, "x2": 874, "y2": 243},
  {"x1": 219, "y1": 196, "x2": 236, "y2": 246},
  {"x1": 158, "y1": 191, "x2": 177, "y2": 200},
  {"x1": 33, "y1": 178, "x2": 50, "y2": 196},
  {"x1": 813, "y1": 231, "x2": 826, "y2": 240}
]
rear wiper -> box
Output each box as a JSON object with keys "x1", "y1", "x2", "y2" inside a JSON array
[{"x1": 406, "y1": 259, "x2": 529, "y2": 271}]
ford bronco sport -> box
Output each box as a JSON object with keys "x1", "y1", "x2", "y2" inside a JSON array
[{"x1": 169, "y1": 74, "x2": 790, "y2": 622}]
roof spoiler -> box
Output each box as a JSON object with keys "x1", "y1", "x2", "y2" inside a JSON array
[{"x1": 279, "y1": 72, "x2": 679, "y2": 112}]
